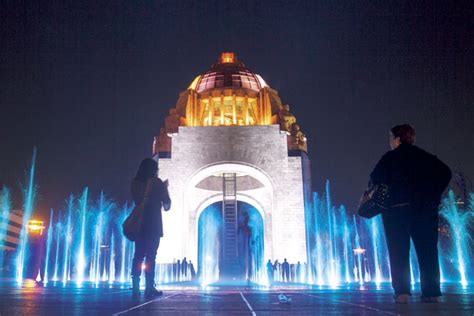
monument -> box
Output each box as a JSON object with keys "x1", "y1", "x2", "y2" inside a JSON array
[{"x1": 153, "y1": 53, "x2": 312, "y2": 282}]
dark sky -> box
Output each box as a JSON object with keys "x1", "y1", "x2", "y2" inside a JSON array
[{"x1": 1, "y1": 1, "x2": 473, "y2": 215}]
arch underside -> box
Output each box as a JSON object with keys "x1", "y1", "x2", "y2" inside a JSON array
[{"x1": 184, "y1": 162, "x2": 274, "y2": 270}]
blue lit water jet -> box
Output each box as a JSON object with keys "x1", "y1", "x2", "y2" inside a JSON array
[
  {"x1": 368, "y1": 216, "x2": 384, "y2": 284},
  {"x1": 440, "y1": 191, "x2": 474, "y2": 287},
  {"x1": 409, "y1": 241, "x2": 419, "y2": 287},
  {"x1": 62, "y1": 195, "x2": 74, "y2": 284},
  {"x1": 15, "y1": 147, "x2": 37, "y2": 284},
  {"x1": 75, "y1": 188, "x2": 89, "y2": 285},
  {"x1": 340, "y1": 206, "x2": 353, "y2": 283},
  {"x1": 109, "y1": 231, "x2": 115, "y2": 284},
  {"x1": 311, "y1": 193, "x2": 324, "y2": 285},
  {"x1": 43, "y1": 209, "x2": 54, "y2": 285},
  {"x1": 119, "y1": 203, "x2": 133, "y2": 283},
  {"x1": 90, "y1": 211, "x2": 103, "y2": 283},
  {"x1": 238, "y1": 202, "x2": 266, "y2": 285},
  {"x1": 325, "y1": 181, "x2": 340, "y2": 285},
  {"x1": 198, "y1": 204, "x2": 221, "y2": 286},
  {"x1": 353, "y1": 216, "x2": 364, "y2": 285},
  {"x1": 2, "y1": 149, "x2": 473, "y2": 289},
  {"x1": 52, "y1": 219, "x2": 61, "y2": 282}
]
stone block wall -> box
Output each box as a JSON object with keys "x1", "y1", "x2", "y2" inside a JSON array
[{"x1": 156, "y1": 125, "x2": 309, "y2": 265}]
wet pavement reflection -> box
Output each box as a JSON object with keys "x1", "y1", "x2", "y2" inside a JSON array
[{"x1": 0, "y1": 280, "x2": 473, "y2": 315}]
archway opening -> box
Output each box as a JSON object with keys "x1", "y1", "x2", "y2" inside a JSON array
[{"x1": 198, "y1": 201, "x2": 264, "y2": 285}]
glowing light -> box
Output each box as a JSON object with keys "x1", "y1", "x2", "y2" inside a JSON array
[
  {"x1": 255, "y1": 74, "x2": 268, "y2": 89},
  {"x1": 220, "y1": 52, "x2": 235, "y2": 63},
  {"x1": 36, "y1": 270, "x2": 42, "y2": 282},
  {"x1": 353, "y1": 248, "x2": 366, "y2": 255},
  {"x1": 24, "y1": 279, "x2": 37, "y2": 288},
  {"x1": 188, "y1": 75, "x2": 201, "y2": 90},
  {"x1": 27, "y1": 220, "x2": 45, "y2": 234}
]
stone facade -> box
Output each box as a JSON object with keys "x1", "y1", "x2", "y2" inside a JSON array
[{"x1": 156, "y1": 124, "x2": 309, "y2": 265}]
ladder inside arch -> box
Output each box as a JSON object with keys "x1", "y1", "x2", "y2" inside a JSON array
[{"x1": 222, "y1": 173, "x2": 238, "y2": 275}]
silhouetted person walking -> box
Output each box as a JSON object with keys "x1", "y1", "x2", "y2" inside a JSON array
[
  {"x1": 296, "y1": 261, "x2": 301, "y2": 283},
  {"x1": 131, "y1": 158, "x2": 171, "y2": 298},
  {"x1": 282, "y1": 258, "x2": 290, "y2": 282},
  {"x1": 189, "y1": 260, "x2": 196, "y2": 280},
  {"x1": 266, "y1": 259, "x2": 273, "y2": 283},
  {"x1": 370, "y1": 124, "x2": 451, "y2": 303},
  {"x1": 182, "y1": 257, "x2": 188, "y2": 278},
  {"x1": 176, "y1": 260, "x2": 181, "y2": 281},
  {"x1": 273, "y1": 260, "x2": 279, "y2": 281}
]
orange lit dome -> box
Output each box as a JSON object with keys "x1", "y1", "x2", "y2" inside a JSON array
[
  {"x1": 153, "y1": 52, "x2": 308, "y2": 155},
  {"x1": 190, "y1": 52, "x2": 268, "y2": 93}
]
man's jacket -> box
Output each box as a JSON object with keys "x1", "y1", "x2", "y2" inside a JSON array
[{"x1": 370, "y1": 143, "x2": 452, "y2": 209}]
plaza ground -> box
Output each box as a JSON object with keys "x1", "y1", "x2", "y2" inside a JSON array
[{"x1": 0, "y1": 280, "x2": 473, "y2": 315}]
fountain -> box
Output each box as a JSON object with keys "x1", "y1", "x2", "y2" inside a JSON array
[
  {"x1": 1, "y1": 149, "x2": 473, "y2": 289},
  {"x1": 15, "y1": 147, "x2": 37, "y2": 284},
  {"x1": 439, "y1": 191, "x2": 474, "y2": 287},
  {"x1": 198, "y1": 203, "x2": 221, "y2": 286}
]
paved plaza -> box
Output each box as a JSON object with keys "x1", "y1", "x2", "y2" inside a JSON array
[{"x1": 0, "y1": 281, "x2": 473, "y2": 315}]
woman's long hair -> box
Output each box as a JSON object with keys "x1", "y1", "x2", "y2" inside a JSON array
[{"x1": 135, "y1": 158, "x2": 158, "y2": 182}]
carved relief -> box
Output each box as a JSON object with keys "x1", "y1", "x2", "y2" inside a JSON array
[
  {"x1": 153, "y1": 128, "x2": 171, "y2": 154},
  {"x1": 165, "y1": 108, "x2": 181, "y2": 134},
  {"x1": 278, "y1": 104, "x2": 296, "y2": 132}
]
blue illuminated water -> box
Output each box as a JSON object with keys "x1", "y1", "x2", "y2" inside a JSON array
[
  {"x1": 439, "y1": 191, "x2": 474, "y2": 287},
  {"x1": 1, "y1": 152, "x2": 473, "y2": 288},
  {"x1": 198, "y1": 203, "x2": 221, "y2": 285},
  {"x1": 43, "y1": 209, "x2": 54, "y2": 285},
  {"x1": 15, "y1": 148, "x2": 37, "y2": 283},
  {"x1": 306, "y1": 181, "x2": 474, "y2": 287}
]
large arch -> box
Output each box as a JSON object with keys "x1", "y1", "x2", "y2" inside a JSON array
[
  {"x1": 182, "y1": 162, "x2": 275, "y2": 266},
  {"x1": 197, "y1": 199, "x2": 265, "y2": 283}
]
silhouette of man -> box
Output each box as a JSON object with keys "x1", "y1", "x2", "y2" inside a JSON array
[
  {"x1": 189, "y1": 260, "x2": 196, "y2": 280},
  {"x1": 182, "y1": 257, "x2": 188, "y2": 278},
  {"x1": 282, "y1": 258, "x2": 290, "y2": 282},
  {"x1": 176, "y1": 260, "x2": 181, "y2": 281},
  {"x1": 266, "y1": 259, "x2": 273, "y2": 283},
  {"x1": 370, "y1": 124, "x2": 451, "y2": 303}
]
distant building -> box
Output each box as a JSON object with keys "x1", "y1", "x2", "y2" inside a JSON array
[{"x1": 0, "y1": 210, "x2": 23, "y2": 251}]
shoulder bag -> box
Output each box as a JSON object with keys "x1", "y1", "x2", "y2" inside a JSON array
[
  {"x1": 357, "y1": 183, "x2": 390, "y2": 219},
  {"x1": 123, "y1": 179, "x2": 152, "y2": 241}
]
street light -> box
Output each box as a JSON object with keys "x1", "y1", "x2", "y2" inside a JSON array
[{"x1": 27, "y1": 220, "x2": 45, "y2": 235}]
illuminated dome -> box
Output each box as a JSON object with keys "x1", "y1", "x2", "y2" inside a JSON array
[
  {"x1": 154, "y1": 52, "x2": 307, "y2": 155},
  {"x1": 190, "y1": 52, "x2": 268, "y2": 93}
]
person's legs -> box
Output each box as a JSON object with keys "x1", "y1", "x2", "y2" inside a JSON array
[
  {"x1": 410, "y1": 209, "x2": 441, "y2": 298},
  {"x1": 131, "y1": 239, "x2": 146, "y2": 296},
  {"x1": 144, "y1": 237, "x2": 161, "y2": 297},
  {"x1": 382, "y1": 210, "x2": 412, "y2": 296}
]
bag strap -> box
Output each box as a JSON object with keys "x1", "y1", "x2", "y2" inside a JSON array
[{"x1": 142, "y1": 178, "x2": 153, "y2": 206}]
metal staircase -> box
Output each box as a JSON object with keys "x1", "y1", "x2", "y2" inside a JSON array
[{"x1": 221, "y1": 173, "x2": 238, "y2": 277}]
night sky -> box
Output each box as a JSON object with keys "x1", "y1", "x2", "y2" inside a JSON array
[{"x1": 1, "y1": 1, "x2": 473, "y2": 216}]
